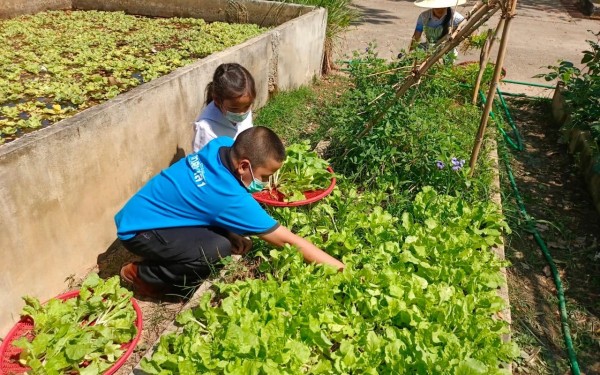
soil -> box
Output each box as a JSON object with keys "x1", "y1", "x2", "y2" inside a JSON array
[
  {"x1": 501, "y1": 97, "x2": 600, "y2": 374},
  {"x1": 85, "y1": 241, "x2": 188, "y2": 375}
]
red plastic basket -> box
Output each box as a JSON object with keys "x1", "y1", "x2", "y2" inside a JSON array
[
  {"x1": 0, "y1": 290, "x2": 143, "y2": 375},
  {"x1": 253, "y1": 167, "x2": 336, "y2": 207}
]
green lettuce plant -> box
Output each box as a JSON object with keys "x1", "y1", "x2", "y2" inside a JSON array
[
  {"x1": 13, "y1": 273, "x2": 137, "y2": 374},
  {"x1": 268, "y1": 142, "x2": 333, "y2": 202}
]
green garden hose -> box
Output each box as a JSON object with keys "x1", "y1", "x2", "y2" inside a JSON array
[
  {"x1": 481, "y1": 90, "x2": 582, "y2": 375},
  {"x1": 500, "y1": 79, "x2": 556, "y2": 89},
  {"x1": 496, "y1": 91, "x2": 546, "y2": 99},
  {"x1": 477, "y1": 90, "x2": 523, "y2": 151}
]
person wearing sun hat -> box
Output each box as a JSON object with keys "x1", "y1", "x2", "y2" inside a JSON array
[{"x1": 409, "y1": 0, "x2": 466, "y2": 58}]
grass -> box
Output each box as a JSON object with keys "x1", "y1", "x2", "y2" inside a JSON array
[
  {"x1": 255, "y1": 74, "x2": 350, "y2": 145},
  {"x1": 255, "y1": 86, "x2": 317, "y2": 145}
]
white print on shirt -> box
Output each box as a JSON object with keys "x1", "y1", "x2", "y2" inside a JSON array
[{"x1": 188, "y1": 154, "x2": 207, "y2": 188}]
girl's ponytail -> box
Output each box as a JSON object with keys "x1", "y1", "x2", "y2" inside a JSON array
[
  {"x1": 205, "y1": 63, "x2": 256, "y2": 106},
  {"x1": 205, "y1": 81, "x2": 214, "y2": 105},
  {"x1": 440, "y1": 7, "x2": 452, "y2": 40}
]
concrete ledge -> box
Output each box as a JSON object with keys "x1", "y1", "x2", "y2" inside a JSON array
[
  {"x1": 0, "y1": 1, "x2": 326, "y2": 336},
  {"x1": 489, "y1": 133, "x2": 513, "y2": 373},
  {"x1": 72, "y1": 0, "x2": 312, "y2": 27},
  {"x1": 0, "y1": 0, "x2": 70, "y2": 18}
]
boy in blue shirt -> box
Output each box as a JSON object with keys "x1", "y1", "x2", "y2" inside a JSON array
[{"x1": 115, "y1": 126, "x2": 344, "y2": 299}]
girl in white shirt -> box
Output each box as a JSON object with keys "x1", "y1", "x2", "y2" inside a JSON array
[{"x1": 192, "y1": 63, "x2": 256, "y2": 153}]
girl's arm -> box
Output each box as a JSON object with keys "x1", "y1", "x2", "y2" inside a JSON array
[{"x1": 410, "y1": 31, "x2": 423, "y2": 51}]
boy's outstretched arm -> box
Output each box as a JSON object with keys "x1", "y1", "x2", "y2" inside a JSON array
[{"x1": 260, "y1": 226, "x2": 345, "y2": 271}]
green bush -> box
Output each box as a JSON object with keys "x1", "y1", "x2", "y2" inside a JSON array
[
  {"x1": 326, "y1": 49, "x2": 493, "y2": 202},
  {"x1": 538, "y1": 31, "x2": 600, "y2": 149},
  {"x1": 269, "y1": 0, "x2": 360, "y2": 72}
]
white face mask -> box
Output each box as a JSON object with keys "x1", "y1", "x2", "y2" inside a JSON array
[{"x1": 225, "y1": 110, "x2": 250, "y2": 124}]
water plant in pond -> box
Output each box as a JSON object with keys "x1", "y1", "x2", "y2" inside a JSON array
[{"x1": 0, "y1": 10, "x2": 268, "y2": 144}]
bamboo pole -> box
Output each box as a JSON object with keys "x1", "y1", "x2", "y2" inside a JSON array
[
  {"x1": 471, "y1": 16, "x2": 505, "y2": 104},
  {"x1": 351, "y1": 0, "x2": 501, "y2": 142},
  {"x1": 468, "y1": 0, "x2": 517, "y2": 177}
]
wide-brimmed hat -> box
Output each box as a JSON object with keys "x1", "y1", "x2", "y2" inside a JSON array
[{"x1": 414, "y1": 0, "x2": 466, "y2": 8}]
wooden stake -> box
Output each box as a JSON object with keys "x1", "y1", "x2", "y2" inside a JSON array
[
  {"x1": 468, "y1": 0, "x2": 517, "y2": 177},
  {"x1": 471, "y1": 16, "x2": 505, "y2": 104}
]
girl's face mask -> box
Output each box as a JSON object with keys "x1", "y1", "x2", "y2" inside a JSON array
[
  {"x1": 242, "y1": 162, "x2": 267, "y2": 193},
  {"x1": 225, "y1": 110, "x2": 250, "y2": 124}
]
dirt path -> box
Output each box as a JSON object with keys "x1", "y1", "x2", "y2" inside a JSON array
[{"x1": 501, "y1": 98, "x2": 600, "y2": 374}]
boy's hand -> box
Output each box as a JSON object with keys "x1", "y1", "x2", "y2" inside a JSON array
[
  {"x1": 260, "y1": 226, "x2": 345, "y2": 271},
  {"x1": 228, "y1": 232, "x2": 252, "y2": 255}
]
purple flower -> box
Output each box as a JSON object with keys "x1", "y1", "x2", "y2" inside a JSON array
[
  {"x1": 450, "y1": 158, "x2": 465, "y2": 171},
  {"x1": 436, "y1": 160, "x2": 445, "y2": 169},
  {"x1": 449, "y1": 157, "x2": 466, "y2": 171}
]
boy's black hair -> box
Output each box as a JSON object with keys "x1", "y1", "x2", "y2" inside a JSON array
[
  {"x1": 232, "y1": 126, "x2": 285, "y2": 167},
  {"x1": 205, "y1": 63, "x2": 256, "y2": 106},
  {"x1": 440, "y1": 7, "x2": 453, "y2": 40}
]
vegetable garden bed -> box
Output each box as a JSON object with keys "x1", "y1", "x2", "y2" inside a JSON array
[
  {"x1": 132, "y1": 51, "x2": 518, "y2": 373},
  {"x1": 0, "y1": 10, "x2": 267, "y2": 145}
]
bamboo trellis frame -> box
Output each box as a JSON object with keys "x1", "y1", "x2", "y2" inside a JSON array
[
  {"x1": 346, "y1": 0, "x2": 518, "y2": 179},
  {"x1": 468, "y1": 0, "x2": 518, "y2": 176}
]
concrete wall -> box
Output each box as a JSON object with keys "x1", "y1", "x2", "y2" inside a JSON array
[
  {"x1": 0, "y1": 2, "x2": 326, "y2": 336},
  {"x1": 0, "y1": 0, "x2": 70, "y2": 18},
  {"x1": 72, "y1": 0, "x2": 312, "y2": 26}
]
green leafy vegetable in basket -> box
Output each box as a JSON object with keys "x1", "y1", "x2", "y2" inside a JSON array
[
  {"x1": 269, "y1": 141, "x2": 333, "y2": 202},
  {"x1": 12, "y1": 273, "x2": 137, "y2": 375}
]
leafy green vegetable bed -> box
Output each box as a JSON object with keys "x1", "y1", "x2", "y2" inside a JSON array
[
  {"x1": 140, "y1": 51, "x2": 517, "y2": 373},
  {"x1": 0, "y1": 10, "x2": 267, "y2": 144},
  {"x1": 143, "y1": 187, "x2": 517, "y2": 374}
]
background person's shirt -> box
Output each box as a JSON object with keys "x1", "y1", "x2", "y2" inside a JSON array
[
  {"x1": 192, "y1": 101, "x2": 253, "y2": 153},
  {"x1": 115, "y1": 137, "x2": 277, "y2": 240},
  {"x1": 415, "y1": 9, "x2": 464, "y2": 44}
]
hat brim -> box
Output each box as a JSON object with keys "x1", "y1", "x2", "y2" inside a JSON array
[{"x1": 414, "y1": 0, "x2": 466, "y2": 8}]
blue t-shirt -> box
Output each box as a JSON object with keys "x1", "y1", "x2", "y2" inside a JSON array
[{"x1": 115, "y1": 137, "x2": 278, "y2": 240}]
